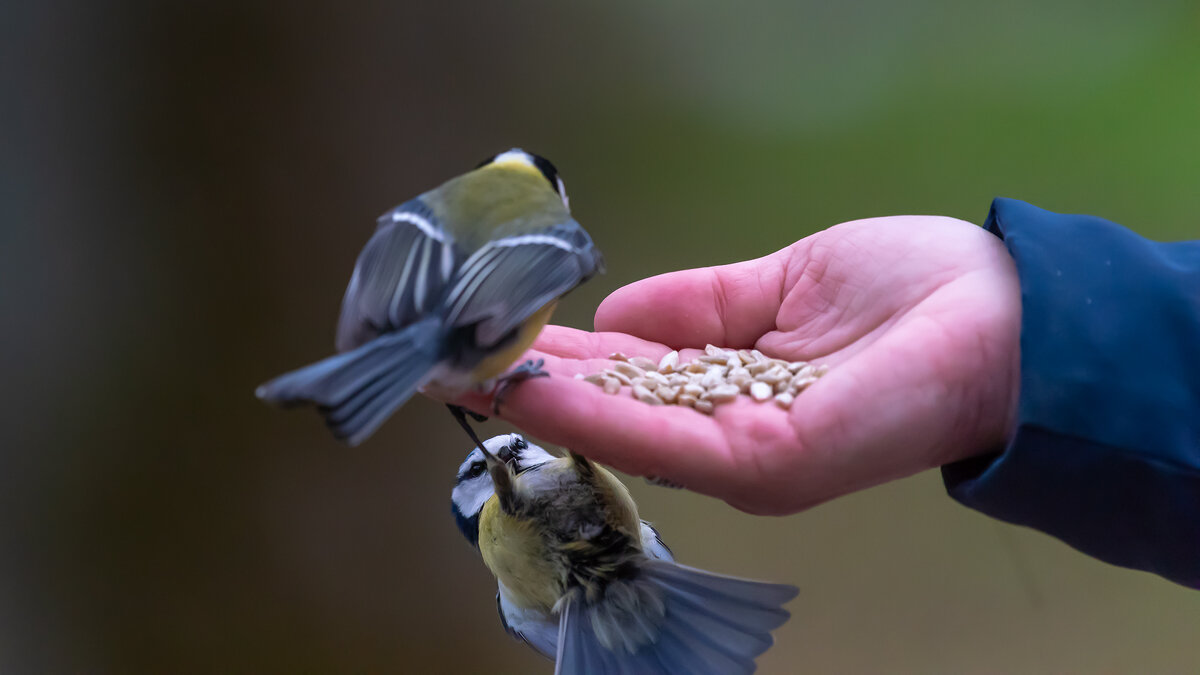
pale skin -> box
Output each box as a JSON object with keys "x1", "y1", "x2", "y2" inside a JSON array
[{"x1": 456, "y1": 216, "x2": 1022, "y2": 516}]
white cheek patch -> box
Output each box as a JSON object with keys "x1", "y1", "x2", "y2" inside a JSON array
[
  {"x1": 556, "y1": 177, "x2": 570, "y2": 210},
  {"x1": 452, "y1": 477, "x2": 495, "y2": 518}
]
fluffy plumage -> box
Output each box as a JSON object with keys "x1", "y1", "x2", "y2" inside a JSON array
[
  {"x1": 257, "y1": 150, "x2": 603, "y2": 445},
  {"x1": 452, "y1": 435, "x2": 797, "y2": 673},
  {"x1": 452, "y1": 434, "x2": 675, "y2": 659}
]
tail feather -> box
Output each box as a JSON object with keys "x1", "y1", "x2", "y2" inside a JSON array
[
  {"x1": 643, "y1": 560, "x2": 799, "y2": 609},
  {"x1": 256, "y1": 318, "x2": 443, "y2": 445},
  {"x1": 657, "y1": 592, "x2": 773, "y2": 658},
  {"x1": 554, "y1": 559, "x2": 798, "y2": 675},
  {"x1": 557, "y1": 598, "x2": 663, "y2": 675},
  {"x1": 657, "y1": 620, "x2": 757, "y2": 674}
]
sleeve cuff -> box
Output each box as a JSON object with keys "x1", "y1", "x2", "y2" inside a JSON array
[{"x1": 941, "y1": 197, "x2": 1200, "y2": 589}]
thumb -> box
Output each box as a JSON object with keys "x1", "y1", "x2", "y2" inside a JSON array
[{"x1": 594, "y1": 249, "x2": 791, "y2": 349}]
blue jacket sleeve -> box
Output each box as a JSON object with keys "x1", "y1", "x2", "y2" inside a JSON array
[{"x1": 941, "y1": 198, "x2": 1200, "y2": 589}]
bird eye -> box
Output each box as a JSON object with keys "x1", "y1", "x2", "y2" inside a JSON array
[{"x1": 467, "y1": 462, "x2": 486, "y2": 478}]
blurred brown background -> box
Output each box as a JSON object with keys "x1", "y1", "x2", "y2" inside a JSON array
[{"x1": 3, "y1": 1, "x2": 1198, "y2": 673}]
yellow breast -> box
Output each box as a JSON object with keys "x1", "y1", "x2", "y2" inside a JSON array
[
  {"x1": 478, "y1": 495, "x2": 564, "y2": 612},
  {"x1": 470, "y1": 299, "x2": 557, "y2": 382}
]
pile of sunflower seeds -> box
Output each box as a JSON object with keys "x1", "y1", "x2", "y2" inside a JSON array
[{"x1": 574, "y1": 344, "x2": 828, "y2": 414}]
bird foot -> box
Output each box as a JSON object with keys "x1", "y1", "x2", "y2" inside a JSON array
[{"x1": 491, "y1": 358, "x2": 550, "y2": 414}]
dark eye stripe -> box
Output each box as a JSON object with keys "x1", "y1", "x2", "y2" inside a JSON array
[{"x1": 528, "y1": 154, "x2": 561, "y2": 194}]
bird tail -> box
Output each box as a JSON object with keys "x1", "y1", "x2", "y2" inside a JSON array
[
  {"x1": 256, "y1": 318, "x2": 444, "y2": 445},
  {"x1": 554, "y1": 559, "x2": 798, "y2": 675}
]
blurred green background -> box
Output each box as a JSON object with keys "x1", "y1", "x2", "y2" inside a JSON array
[{"x1": 3, "y1": 1, "x2": 1198, "y2": 672}]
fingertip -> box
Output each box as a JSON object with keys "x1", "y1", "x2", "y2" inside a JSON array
[
  {"x1": 495, "y1": 374, "x2": 733, "y2": 485},
  {"x1": 594, "y1": 270, "x2": 721, "y2": 345}
]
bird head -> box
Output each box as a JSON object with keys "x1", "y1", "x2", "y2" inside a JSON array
[
  {"x1": 451, "y1": 433, "x2": 556, "y2": 546},
  {"x1": 477, "y1": 148, "x2": 570, "y2": 211}
]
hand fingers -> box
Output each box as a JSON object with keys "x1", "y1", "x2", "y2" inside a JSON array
[
  {"x1": 532, "y1": 326, "x2": 673, "y2": 362},
  {"x1": 594, "y1": 249, "x2": 792, "y2": 349},
  {"x1": 481, "y1": 351, "x2": 804, "y2": 503},
  {"x1": 485, "y1": 357, "x2": 742, "y2": 491}
]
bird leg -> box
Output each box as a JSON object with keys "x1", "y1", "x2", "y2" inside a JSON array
[
  {"x1": 447, "y1": 403, "x2": 523, "y2": 513},
  {"x1": 490, "y1": 358, "x2": 550, "y2": 414},
  {"x1": 447, "y1": 404, "x2": 497, "y2": 461}
]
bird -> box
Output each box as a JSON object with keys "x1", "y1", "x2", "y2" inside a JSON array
[
  {"x1": 256, "y1": 149, "x2": 604, "y2": 446},
  {"x1": 451, "y1": 433, "x2": 798, "y2": 674},
  {"x1": 453, "y1": 433, "x2": 676, "y2": 659}
]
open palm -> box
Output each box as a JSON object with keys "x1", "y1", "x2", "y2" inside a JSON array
[{"x1": 460, "y1": 216, "x2": 1021, "y2": 515}]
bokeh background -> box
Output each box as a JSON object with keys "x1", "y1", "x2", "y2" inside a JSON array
[{"x1": 4, "y1": 1, "x2": 1198, "y2": 672}]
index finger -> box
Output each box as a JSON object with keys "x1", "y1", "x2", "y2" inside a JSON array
[
  {"x1": 484, "y1": 354, "x2": 742, "y2": 490},
  {"x1": 594, "y1": 248, "x2": 792, "y2": 349}
]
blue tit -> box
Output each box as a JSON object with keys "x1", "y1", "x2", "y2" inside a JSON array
[
  {"x1": 256, "y1": 149, "x2": 604, "y2": 446},
  {"x1": 451, "y1": 434, "x2": 798, "y2": 674},
  {"x1": 452, "y1": 434, "x2": 675, "y2": 660}
]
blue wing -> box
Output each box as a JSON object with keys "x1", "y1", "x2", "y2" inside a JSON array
[
  {"x1": 335, "y1": 200, "x2": 463, "y2": 351},
  {"x1": 444, "y1": 220, "x2": 604, "y2": 347}
]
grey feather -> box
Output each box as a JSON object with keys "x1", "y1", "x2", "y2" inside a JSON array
[
  {"x1": 446, "y1": 221, "x2": 602, "y2": 346},
  {"x1": 256, "y1": 317, "x2": 443, "y2": 445},
  {"x1": 499, "y1": 521, "x2": 672, "y2": 660},
  {"x1": 336, "y1": 200, "x2": 460, "y2": 352},
  {"x1": 552, "y1": 560, "x2": 797, "y2": 674}
]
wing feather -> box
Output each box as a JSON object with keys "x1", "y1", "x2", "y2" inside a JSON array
[
  {"x1": 335, "y1": 200, "x2": 461, "y2": 351},
  {"x1": 446, "y1": 221, "x2": 602, "y2": 347}
]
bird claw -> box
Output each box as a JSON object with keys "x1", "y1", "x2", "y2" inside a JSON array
[{"x1": 491, "y1": 359, "x2": 550, "y2": 414}]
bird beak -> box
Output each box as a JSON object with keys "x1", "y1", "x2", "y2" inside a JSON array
[{"x1": 497, "y1": 444, "x2": 516, "y2": 467}]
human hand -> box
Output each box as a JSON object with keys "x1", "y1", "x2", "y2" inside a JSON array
[{"x1": 457, "y1": 216, "x2": 1021, "y2": 515}]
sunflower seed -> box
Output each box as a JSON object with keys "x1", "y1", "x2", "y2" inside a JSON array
[
  {"x1": 607, "y1": 369, "x2": 633, "y2": 386},
  {"x1": 695, "y1": 399, "x2": 715, "y2": 414},
  {"x1": 775, "y1": 392, "x2": 794, "y2": 408},
  {"x1": 658, "y1": 350, "x2": 680, "y2": 373},
  {"x1": 612, "y1": 362, "x2": 644, "y2": 379},
  {"x1": 633, "y1": 384, "x2": 661, "y2": 405},
  {"x1": 602, "y1": 377, "x2": 621, "y2": 395},
  {"x1": 757, "y1": 366, "x2": 790, "y2": 385},
  {"x1": 706, "y1": 384, "x2": 740, "y2": 403},
  {"x1": 792, "y1": 376, "x2": 819, "y2": 391},
  {"x1": 729, "y1": 372, "x2": 753, "y2": 391},
  {"x1": 656, "y1": 386, "x2": 678, "y2": 403},
  {"x1": 644, "y1": 371, "x2": 670, "y2": 387},
  {"x1": 608, "y1": 352, "x2": 629, "y2": 362},
  {"x1": 700, "y1": 367, "x2": 726, "y2": 389},
  {"x1": 749, "y1": 381, "x2": 773, "y2": 401},
  {"x1": 629, "y1": 356, "x2": 658, "y2": 372},
  {"x1": 747, "y1": 360, "x2": 773, "y2": 375},
  {"x1": 633, "y1": 377, "x2": 658, "y2": 392}
]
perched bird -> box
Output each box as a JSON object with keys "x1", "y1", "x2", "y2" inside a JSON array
[
  {"x1": 452, "y1": 434, "x2": 798, "y2": 674},
  {"x1": 256, "y1": 149, "x2": 604, "y2": 445}
]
